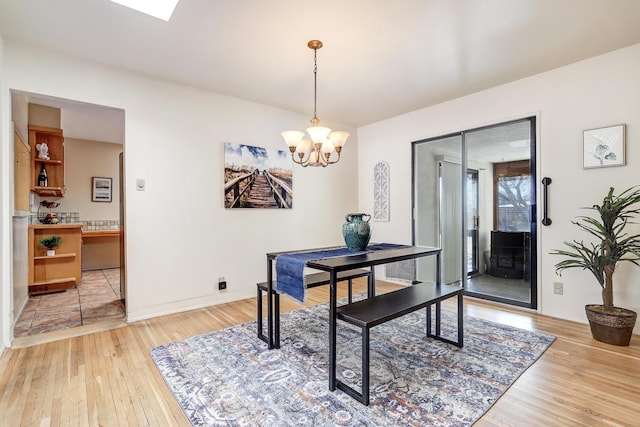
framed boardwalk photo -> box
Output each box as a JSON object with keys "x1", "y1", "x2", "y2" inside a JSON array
[
  {"x1": 224, "y1": 142, "x2": 293, "y2": 209},
  {"x1": 583, "y1": 124, "x2": 626, "y2": 169},
  {"x1": 91, "y1": 177, "x2": 112, "y2": 202}
]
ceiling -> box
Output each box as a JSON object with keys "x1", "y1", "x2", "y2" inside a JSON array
[{"x1": 2, "y1": 0, "x2": 640, "y2": 139}]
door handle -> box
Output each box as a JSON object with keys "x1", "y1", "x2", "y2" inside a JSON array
[{"x1": 542, "y1": 177, "x2": 552, "y2": 226}]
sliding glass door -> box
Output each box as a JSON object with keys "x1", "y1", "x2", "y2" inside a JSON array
[
  {"x1": 412, "y1": 118, "x2": 537, "y2": 309},
  {"x1": 413, "y1": 135, "x2": 463, "y2": 287}
]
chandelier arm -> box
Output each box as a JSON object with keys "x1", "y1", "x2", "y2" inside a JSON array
[
  {"x1": 291, "y1": 151, "x2": 311, "y2": 167},
  {"x1": 311, "y1": 146, "x2": 324, "y2": 167},
  {"x1": 290, "y1": 154, "x2": 304, "y2": 165},
  {"x1": 325, "y1": 151, "x2": 341, "y2": 165}
]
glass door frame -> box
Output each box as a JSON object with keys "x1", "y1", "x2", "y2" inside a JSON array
[
  {"x1": 466, "y1": 168, "x2": 480, "y2": 277},
  {"x1": 411, "y1": 117, "x2": 537, "y2": 310}
]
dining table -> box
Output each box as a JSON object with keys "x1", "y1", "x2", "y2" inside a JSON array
[{"x1": 265, "y1": 244, "x2": 443, "y2": 392}]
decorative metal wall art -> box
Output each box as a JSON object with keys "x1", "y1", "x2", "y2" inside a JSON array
[{"x1": 373, "y1": 161, "x2": 390, "y2": 221}]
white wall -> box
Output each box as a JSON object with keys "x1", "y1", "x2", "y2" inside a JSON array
[
  {"x1": 358, "y1": 43, "x2": 640, "y2": 325},
  {"x1": 1, "y1": 42, "x2": 359, "y2": 325},
  {"x1": 62, "y1": 138, "x2": 122, "y2": 221},
  {"x1": 0, "y1": 34, "x2": 9, "y2": 353}
]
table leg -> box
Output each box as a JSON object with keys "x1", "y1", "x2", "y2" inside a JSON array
[
  {"x1": 368, "y1": 266, "x2": 375, "y2": 297},
  {"x1": 275, "y1": 284, "x2": 281, "y2": 349},
  {"x1": 435, "y1": 251, "x2": 442, "y2": 336},
  {"x1": 267, "y1": 257, "x2": 274, "y2": 349},
  {"x1": 435, "y1": 301, "x2": 442, "y2": 336},
  {"x1": 329, "y1": 270, "x2": 338, "y2": 391}
]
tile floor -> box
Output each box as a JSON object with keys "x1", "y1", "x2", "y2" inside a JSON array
[
  {"x1": 15, "y1": 268, "x2": 125, "y2": 337},
  {"x1": 466, "y1": 273, "x2": 531, "y2": 303}
]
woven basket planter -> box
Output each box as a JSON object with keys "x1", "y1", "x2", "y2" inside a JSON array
[{"x1": 585, "y1": 304, "x2": 637, "y2": 346}]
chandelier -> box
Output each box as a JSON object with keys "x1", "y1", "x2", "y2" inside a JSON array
[{"x1": 281, "y1": 40, "x2": 350, "y2": 167}]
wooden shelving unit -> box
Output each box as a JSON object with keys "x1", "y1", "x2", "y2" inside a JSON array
[
  {"x1": 29, "y1": 125, "x2": 65, "y2": 197},
  {"x1": 28, "y1": 224, "x2": 82, "y2": 294}
]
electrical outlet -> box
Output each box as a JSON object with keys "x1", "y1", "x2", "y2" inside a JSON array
[
  {"x1": 218, "y1": 277, "x2": 227, "y2": 291},
  {"x1": 553, "y1": 282, "x2": 563, "y2": 295}
]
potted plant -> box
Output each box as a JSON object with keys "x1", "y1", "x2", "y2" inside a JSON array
[
  {"x1": 39, "y1": 236, "x2": 61, "y2": 256},
  {"x1": 551, "y1": 186, "x2": 640, "y2": 346}
]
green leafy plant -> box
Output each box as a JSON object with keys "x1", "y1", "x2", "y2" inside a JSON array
[
  {"x1": 551, "y1": 186, "x2": 640, "y2": 309},
  {"x1": 39, "y1": 236, "x2": 61, "y2": 250}
]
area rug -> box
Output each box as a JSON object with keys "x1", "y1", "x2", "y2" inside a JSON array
[{"x1": 150, "y1": 299, "x2": 555, "y2": 426}]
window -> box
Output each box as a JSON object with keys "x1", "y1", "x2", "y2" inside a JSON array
[{"x1": 493, "y1": 160, "x2": 530, "y2": 232}]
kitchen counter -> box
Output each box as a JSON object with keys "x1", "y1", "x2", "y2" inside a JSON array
[
  {"x1": 29, "y1": 223, "x2": 83, "y2": 230},
  {"x1": 82, "y1": 229, "x2": 121, "y2": 238},
  {"x1": 81, "y1": 228, "x2": 121, "y2": 271}
]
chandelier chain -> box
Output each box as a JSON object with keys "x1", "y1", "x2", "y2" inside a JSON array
[{"x1": 313, "y1": 48, "x2": 318, "y2": 121}]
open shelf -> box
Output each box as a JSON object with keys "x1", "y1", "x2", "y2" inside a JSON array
[
  {"x1": 29, "y1": 277, "x2": 78, "y2": 294},
  {"x1": 34, "y1": 253, "x2": 77, "y2": 260},
  {"x1": 31, "y1": 277, "x2": 77, "y2": 286},
  {"x1": 30, "y1": 125, "x2": 65, "y2": 197},
  {"x1": 29, "y1": 224, "x2": 82, "y2": 294},
  {"x1": 34, "y1": 158, "x2": 63, "y2": 165},
  {"x1": 33, "y1": 186, "x2": 64, "y2": 197}
]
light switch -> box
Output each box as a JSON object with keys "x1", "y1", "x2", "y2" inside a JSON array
[{"x1": 136, "y1": 178, "x2": 145, "y2": 191}]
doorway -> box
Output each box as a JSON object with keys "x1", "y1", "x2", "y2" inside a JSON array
[
  {"x1": 11, "y1": 91, "x2": 127, "y2": 340},
  {"x1": 412, "y1": 117, "x2": 537, "y2": 309}
]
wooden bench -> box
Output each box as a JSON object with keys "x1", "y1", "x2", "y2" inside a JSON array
[
  {"x1": 335, "y1": 282, "x2": 464, "y2": 405},
  {"x1": 256, "y1": 269, "x2": 371, "y2": 345}
]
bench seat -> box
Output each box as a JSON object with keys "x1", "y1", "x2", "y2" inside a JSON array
[
  {"x1": 256, "y1": 268, "x2": 370, "y2": 345},
  {"x1": 336, "y1": 282, "x2": 463, "y2": 405}
]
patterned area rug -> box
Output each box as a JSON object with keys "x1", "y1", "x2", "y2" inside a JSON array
[{"x1": 151, "y1": 299, "x2": 555, "y2": 426}]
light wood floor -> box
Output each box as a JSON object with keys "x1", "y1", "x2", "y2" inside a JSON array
[{"x1": 0, "y1": 279, "x2": 638, "y2": 426}]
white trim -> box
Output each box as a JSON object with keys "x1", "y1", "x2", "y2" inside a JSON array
[{"x1": 126, "y1": 290, "x2": 255, "y2": 323}]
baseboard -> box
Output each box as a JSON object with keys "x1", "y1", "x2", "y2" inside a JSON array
[
  {"x1": 127, "y1": 290, "x2": 255, "y2": 323},
  {"x1": 12, "y1": 292, "x2": 29, "y2": 327}
]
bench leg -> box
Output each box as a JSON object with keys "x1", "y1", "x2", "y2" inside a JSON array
[
  {"x1": 257, "y1": 284, "x2": 281, "y2": 346},
  {"x1": 362, "y1": 327, "x2": 370, "y2": 405},
  {"x1": 257, "y1": 286, "x2": 265, "y2": 342},
  {"x1": 335, "y1": 324, "x2": 371, "y2": 406},
  {"x1": 426, "y1": 292, "x2": 463, "y2": 348}
]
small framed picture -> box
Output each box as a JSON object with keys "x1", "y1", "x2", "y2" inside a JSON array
[
  {"x1": 92, "y1": 177, "x2": 112, "y2": 202},
  {"x1": 583, "y1": 124, "x2": 626, "y2": 169}
]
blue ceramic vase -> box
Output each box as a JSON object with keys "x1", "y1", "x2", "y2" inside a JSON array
[{"x1": 342, "y1": 213, "x2": 372, "y2": 251}]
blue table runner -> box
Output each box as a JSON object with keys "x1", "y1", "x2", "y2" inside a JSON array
[{"x1": 275, "y1": 243, "x2": 405, "y2": 302}]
